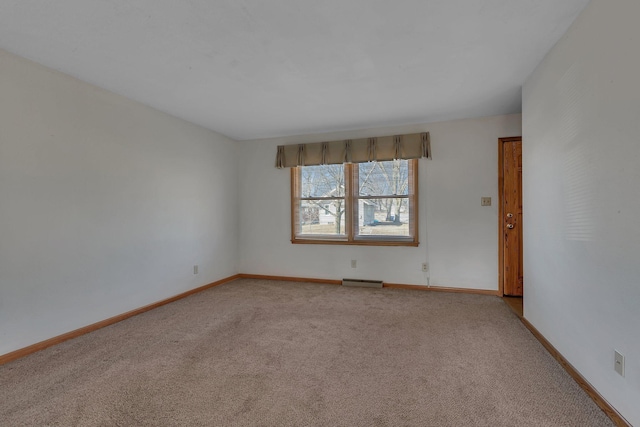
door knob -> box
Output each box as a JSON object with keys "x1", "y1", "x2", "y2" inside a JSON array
[{"x1": 507, "y1": 224, "x2": 514, "y2": 229}]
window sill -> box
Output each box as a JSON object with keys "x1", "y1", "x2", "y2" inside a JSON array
[{"x1": 291, "y1": 238, "x2": 419, "y2": 247}]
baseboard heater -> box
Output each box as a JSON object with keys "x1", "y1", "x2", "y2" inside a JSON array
[{"x1": 342, "y1": 278, "x2": 383, "y2": 288}]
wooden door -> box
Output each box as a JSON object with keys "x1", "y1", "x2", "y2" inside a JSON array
[{"x1": 499, "y1": 137, "x2": 523, "y2": 296}]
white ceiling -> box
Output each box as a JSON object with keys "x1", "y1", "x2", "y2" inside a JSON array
[{"x1": 0, "y1": 0, "x2": 590, "y2": 140}]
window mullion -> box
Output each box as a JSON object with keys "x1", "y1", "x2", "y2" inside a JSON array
[{"x1": 346, "y1": 163, "x2": 355, "y2": 242}]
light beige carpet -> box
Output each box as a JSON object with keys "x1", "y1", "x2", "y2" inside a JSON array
[{"x1": 0, "y1": 279, "x2": 613, "y2": 426}]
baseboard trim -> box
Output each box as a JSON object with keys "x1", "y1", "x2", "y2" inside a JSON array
[
  {"x1": 9, "y1": 272, "x2": 623, "y2": 424},
  {"x1": 2, "y1": 272, "x2": 628, "y2": 425},
  {"x1": 238, "y1": 274, "x2": 341, "y2": 285},
  {"x1": 0, "y1": 274, "x2": 241, "y2": 366},
  {"x1": 238, "y1": 275, "x2": 499, "y2": 296},
  {"x1": 521, "y1": 318, "x2": 630, "y2": 427},
  {"x1": 384, "y1": 282, "x2": 499, "y2": 296}
]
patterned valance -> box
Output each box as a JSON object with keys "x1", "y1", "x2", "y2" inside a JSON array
[{"x1": 275, "y1": 132, "x2": 431, "y2": 168}]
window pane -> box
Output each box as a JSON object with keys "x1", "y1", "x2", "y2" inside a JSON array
[
  {"x1": 358, "y1": 160, "x2": 409, "y2": 197},
  {"x1": 301, "y1": 164, "x2": 345, "y2": 198},
  {"x1": 356, "y1": 197, "x2": 411, "y2": 237},
  {"x1": 298, "y1": 199, "x2": 347, "y2": 236}
]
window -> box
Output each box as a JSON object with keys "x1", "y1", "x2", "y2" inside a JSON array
[{"x1": 291, "y1": 159, "x2": 418, "y2": 246}]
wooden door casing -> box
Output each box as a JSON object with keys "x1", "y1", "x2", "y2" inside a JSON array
[{"x1": 499, "y1": 137, "x2": 523, "y2": 296}]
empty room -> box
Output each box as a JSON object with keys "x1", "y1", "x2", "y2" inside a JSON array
[{"x1": 1, "y1": 0, "x2": 638, "y2": 426}]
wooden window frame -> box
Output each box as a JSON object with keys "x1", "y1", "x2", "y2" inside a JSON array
[{"x1": 291, "y1": 160, "x2": 419, "y2": 247}]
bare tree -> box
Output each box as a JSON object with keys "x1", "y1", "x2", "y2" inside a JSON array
[
  {"x1": 301, "y1": 165, "x2": 345, "y2": 234},
  {"x1": 359, "y1": 160, "x2": 408, "y2": 223}
]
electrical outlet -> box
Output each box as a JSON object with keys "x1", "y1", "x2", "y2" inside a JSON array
[
  {"x1": 351, "y1": 260, "x2": 357, "y2": 268},
  {"x1": 481, "y1": 197, "x2": 492, "y2": 206},
  {"x1": 193, "y1": 265, "x2": 199, "y2": 275},
  {"x1": 614, "y1": 350, "x2": 625, "y2": 377},
  {"x1": 421, "y1": 262, "x2": 429, "y2": 272}
]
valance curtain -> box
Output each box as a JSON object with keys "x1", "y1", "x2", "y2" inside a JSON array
[{"x1": 275, "y1": 132, "x2": 431, "y2": 168}]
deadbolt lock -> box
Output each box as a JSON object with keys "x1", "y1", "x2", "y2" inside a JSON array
[
  {"x1": 507, "y1": 224, "x2": 514, "y2": 229},
  {"x1": 506, "y1": 213, "x2": 513, "y2": 218}
]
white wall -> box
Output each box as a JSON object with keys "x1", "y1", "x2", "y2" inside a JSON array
[
  {"x1": 522, "y1": 0, "x2": 640, "y2": 424},
  {"x1": 238, "y1": 115, "x2": 521, "y2": 289},
  {"x1": 0, "y1": 49, "x2": 239, "y2": 356}
]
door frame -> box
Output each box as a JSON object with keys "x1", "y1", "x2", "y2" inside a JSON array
[{"x1": 498, "y1": 136, "x2": 522, "y2": 297}]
